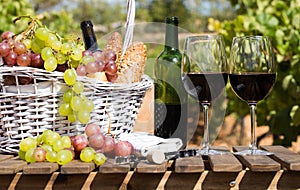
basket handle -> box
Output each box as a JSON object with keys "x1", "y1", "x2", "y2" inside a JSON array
[{"x1": 121, "y1": 0, "x2": 135, "y2": 57}]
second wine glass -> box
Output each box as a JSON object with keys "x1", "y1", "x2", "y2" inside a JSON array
[
  {"x1": 229, "y1": 36, "x2": 276, "y2": 155},
  {"x1": 182, "y1": 34, "x2": 228, "y2": 155}
]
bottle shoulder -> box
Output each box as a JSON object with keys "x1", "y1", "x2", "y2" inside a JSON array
[{"x1": 157, "y1": 48, "x2": 182, "y2": 61}]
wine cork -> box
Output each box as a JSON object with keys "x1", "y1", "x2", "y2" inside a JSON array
[{"x1": 146, "y1": 150, "x2": 165, "y2": 164}]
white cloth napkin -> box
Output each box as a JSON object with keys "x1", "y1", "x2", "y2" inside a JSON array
[{"x1": 118, "y1": 132, "x2": 183, "y2": 157}]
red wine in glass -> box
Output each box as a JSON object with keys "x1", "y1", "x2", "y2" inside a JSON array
[
  {"x1": 229, "y1": 73, "x2": 276, "y2": 103},
  {"x1": 182, "y1": 72, "x2": 228, "y2": 103}
]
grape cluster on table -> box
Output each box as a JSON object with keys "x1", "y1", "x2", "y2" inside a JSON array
[{"x1": 18, "y1": 123, "x2": 134, "y2": 166}]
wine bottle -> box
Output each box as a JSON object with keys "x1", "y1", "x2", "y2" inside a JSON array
[
  {"x1": 154, "y1": 16, "x2": 187, "y2": 148},
  {"x1": 80, "y1": 20, "x2": 101, "y2": 52}
]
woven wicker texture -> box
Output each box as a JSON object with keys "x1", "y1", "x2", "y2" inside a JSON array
[{"x1": 0, "y1": 66, "x2": 153, "y2": 154}]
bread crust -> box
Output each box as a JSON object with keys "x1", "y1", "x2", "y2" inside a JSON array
[{"x1": 115, "y1": 42, "x2": 147, "y2": 83}]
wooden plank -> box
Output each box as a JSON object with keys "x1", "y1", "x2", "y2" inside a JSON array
[
  {"x1": 135, "y1": 160, "x2": 168, "y2": 173},
  {"x1": 233, "y1": 146, "x2": 281, "y2": 172},
  {"x1": 0, "y1": 159, "x2": 27, "y2": 174},
  {"x1": 53, "y1": 173, "x2": 89, "y2": 190},
  {"x1": 0, "y1": 154, "x2": 14, "y2": 162},
  {"x1": 236, "y1": 155, "x2": 280, "y2": 172},
  {"x1": 202, "y1": 171, "x2": 240, "y2": 190},
  {"x1": 239, "y1": 170, "x2": 278, "y2": 190},
  {"x1": 128, "y1": 172, "x2": 165, "y2": 190},
  {"x1": 210, "y1": 146, "x2": 232, "y2": 153},
  {"x1": 208, "y1": 153, "x2": 243, "y2": 172},
  {"x1": 261, "y1": 145, "x2": 297, "y2": 154},
  {"x1": 23, "y1": 162, "x2": 59, "y2": 174},
  {"x1": 165, "y1": 172, "x2": 202, "y2": 190},
  {"x1": 16, "y1": 173, "x2": 53, "y2": 190},
  {"x1": 277, "y1": 170, "x2": 300, "y2": 189},
  {"x1": 90, "y1": 173, "x2": 128, "y2": 190},
  {"x1": 0, "y1": 174, "x2": 17, "y2": 190},
  {"x1": 261, "y1": 145, "x2": 300, "y2": 171},
  {"x1": 60, "y1": 160, "x2": 95, "y2": 174},
  {"x1": 175, "y1": 156, "x2": 204, "y2": 173},
  {"x1": 99, "y1": 158, "x2": 130, "y2": 173}
]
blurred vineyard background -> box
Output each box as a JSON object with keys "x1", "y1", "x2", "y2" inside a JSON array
[{"x1": 1, "y1": 0, "x2": 300, "y2": 152}]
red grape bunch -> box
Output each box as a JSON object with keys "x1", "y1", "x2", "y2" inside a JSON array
[
  {"x1": 84, "y1": 123, "x2": 134, "y2": 158},
  {"x1": 76, "y1": 50, "x2": 118, "y2": 82},
  {"x1": 0, "y1": 31, "x2": 44, "y2": 68},
  {"x1": 0, "y1": 28, "x2": 83, "y2": 72}
]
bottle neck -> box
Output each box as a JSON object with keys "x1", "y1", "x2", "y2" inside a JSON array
[
  {"x1": 81, "y1": 20, "x2": 99, "y2": 52},
  {"x1": 164, "y1": 20, "x2": 179, "y2": 50}
]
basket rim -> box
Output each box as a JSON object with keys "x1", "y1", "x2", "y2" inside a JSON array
[
  {"x1": 0, "y1": 66, "x2": 153, "y2": 91},
  {"x1": 0, "y1": 66, "x2": 64, "y2": 78}
]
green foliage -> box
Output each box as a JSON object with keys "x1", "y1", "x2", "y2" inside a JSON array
[
  {"x1": 209, "y1": 0, "x2": 300, "y2": 146},
  {"x1": 71, "y1": 0, "x2": 125, "y2": 32},
  {"x1": 0, "y1": 0, "x2": 34, "y2": 34},
  {"x1": 0, "y1": 0, "x2": 79, "y2": 37},
  {"x1": 148, "y1": 0, "x2": 191, "y2": 25},
  {"x1": 41, "y1": 10, "x2": 80, "y2": 36}
]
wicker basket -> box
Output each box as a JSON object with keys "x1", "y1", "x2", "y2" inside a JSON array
[{"x1": 0, "y1": 66, "x2": 153, "y2": 154}]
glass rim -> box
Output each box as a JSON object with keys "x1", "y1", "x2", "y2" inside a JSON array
[
  {"x1": 185, "y1": 33, "x2": 224, "y2": 40},
  {"x1": 232, "y1": 35, "x2": 270, "y2": 40}
]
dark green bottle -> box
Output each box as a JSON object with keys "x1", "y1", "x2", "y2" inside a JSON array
[
  {"x1": 80, "y1": 20, "x2": 100, "y2": 52},
  {"x1": 154, "y1": 16, "x2": 187, "y2": 148}
]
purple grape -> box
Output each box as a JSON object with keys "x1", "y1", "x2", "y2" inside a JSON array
[
  {"x1": 97, "y1": 60, "x2": 106, "y2": 72},
  {"x1": 82, "y1": 50, "x2": 93, "y2": 57},
  {"x1": 0, "y1": 42, "x2": 10, "y2": 57},
  {"x1": 76, "y1": 64, "x2": 87, "y2": 76},
  {"x1": 5, "y1": 51, "x2": 18, "y2": 66},
  {"x1": 86, "y1": 61, "x2": 99, "y2": 74},
  {"x1": 30, "y1": 53, "x2": 44, "y2": 68},
  {"x1": 104, "y1": 51, "x2": 116, "y2": 62},
  {"x1": 17, "y1": 53, "x2": 31, "y2": 66}
]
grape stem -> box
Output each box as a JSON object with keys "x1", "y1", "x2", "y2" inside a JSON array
[
  {"x1": 105, "y1": 109, "x2": 114, "y2": 138},
  {"x1": 13, "y1": 15, "x2": 43, "y2": 41}
]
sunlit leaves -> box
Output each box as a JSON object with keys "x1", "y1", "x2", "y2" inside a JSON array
[{"x1": 210, "y1": 0, "x2": 300, "y2": 146}]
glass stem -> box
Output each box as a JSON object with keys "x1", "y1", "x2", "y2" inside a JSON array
[
  {"x1": 202, "y1": 103, "x2": 210, "y2": 151},
  {"x1": 249, "y1": 104, "x2": 257, "y2": 150}
]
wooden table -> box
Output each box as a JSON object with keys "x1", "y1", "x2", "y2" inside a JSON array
[{"x1": 1, "y1": 145, "x2": 300, "y2": 190}]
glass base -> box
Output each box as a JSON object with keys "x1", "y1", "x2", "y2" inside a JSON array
[
  {"x1": 196, "y1": 147, "x2": 229, "y2": 156},
  {"x1": 234, "y1": 149, "x2": 273, "y2": 156}
]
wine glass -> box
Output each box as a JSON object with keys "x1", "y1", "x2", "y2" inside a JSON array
[
  {"x1": 229, "y1": 36, "x2": 276, "y2": 155},
  {"x1": 182, "y1": 34, "x2": 228, "y2": 155}
]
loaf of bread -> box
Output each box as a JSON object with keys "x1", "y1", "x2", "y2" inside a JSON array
[
  {"x1": 115, "y1": 42, "x2": 147, "y2": 83},
  {"x1": 103, "y1": 32, "x2": 123, "y2": 54},
  {"x1": 103, "y1": 32, "x2": 147, "y2": 84}
]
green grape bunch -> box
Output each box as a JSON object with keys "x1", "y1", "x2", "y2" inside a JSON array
[
  {"x1": 18, "y1": 129, "x2": 107, "y2": 166},
  {"x1": 33, "y1": 26, "x2": 84, "y2": 72},
  {"x1": 18, "y1": 130, "x2": 107, "y2": 166},
  {"x1": 19, "y1": 130, "x2": 74, "y2": 165},
  {"x1": 0, "y1": 16, "x2": 84, "y2": 71}
]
